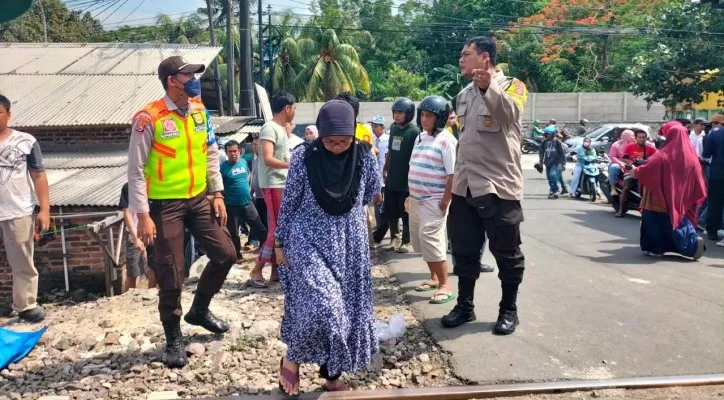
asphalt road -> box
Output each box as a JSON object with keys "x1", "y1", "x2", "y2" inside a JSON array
[{"x1": 385, "y1": 155, "x2": 724, "y2": 384}]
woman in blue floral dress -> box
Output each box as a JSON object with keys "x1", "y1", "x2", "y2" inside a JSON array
[{"x1": 274, "y1": 100, "x2": 382, "y2": 397}]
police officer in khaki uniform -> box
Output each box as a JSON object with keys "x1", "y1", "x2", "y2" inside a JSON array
[{"x1": 442, "y1": 36, "x2": 528, "y2": 335}]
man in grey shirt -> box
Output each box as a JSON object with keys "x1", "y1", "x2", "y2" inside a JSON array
[{"x1": 249, "y1": 92, "x2": 295, "y2": 287}]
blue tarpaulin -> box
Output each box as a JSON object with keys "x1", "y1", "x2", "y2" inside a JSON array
[{"x1": 0, "y1": 326, "x2": 47, "y2": 370}]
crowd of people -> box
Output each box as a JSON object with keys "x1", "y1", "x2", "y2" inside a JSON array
[{"x1": 0, "y1": 32, "x2": 721, "y2": 399}]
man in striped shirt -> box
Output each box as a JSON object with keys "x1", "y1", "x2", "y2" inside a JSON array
[{"x1": 407, "y1": 95, "x2": 458, "y2": 305}]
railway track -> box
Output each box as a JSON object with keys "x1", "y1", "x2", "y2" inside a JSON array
[{"x1": 217, "y1": 373, "x2": 724, "y2": 400}]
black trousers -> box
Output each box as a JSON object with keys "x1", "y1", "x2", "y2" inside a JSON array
[
  {"x1": 383, "y1": 189, "x2": 410, "y2": 244},
  {"x1": 707, "y1": 177, "x2": 724, "y2": 236},
  {"x1": 448, "y1": 192, "x2": 525, "y2": 311},
  {"x1": 373, "y1": 188, "x2": 389, "y2": 243},
  {"x1": 149, "y1": 192, "x2": 236, "y2": 323},
  {"x1": 226, "y1": 203, "x2": 268, "y2": 256}
]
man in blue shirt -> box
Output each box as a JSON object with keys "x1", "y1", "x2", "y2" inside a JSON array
[
  {"x1": 221, "y1": 140, "x2": 268, "y2": 262},
  {"x1": 702, "y1": 114, "x2": 724, "y2": 247}
]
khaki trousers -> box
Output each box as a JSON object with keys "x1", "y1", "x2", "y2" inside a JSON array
[{"x1": 0, "y1": 215, "x2": 39, "y2": 313}]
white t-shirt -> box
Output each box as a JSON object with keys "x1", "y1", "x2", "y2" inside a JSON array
[
  {"x1": 373, "y1": 132, "x2": 390, "y2": 187},
  {"x1": 0, "y1": 129, "x2": 44, "y2": 221},
  {"x1": 287, "y1": 134, "x2": 305, "y2": 155},
  {"x1": 408, "y1": 130, "x2": 457, "y2": 201},
  {"x1": 689, "y1": 131, "x2": 704, "y2": 151},
  {"x1": 257, "y1": 121, "x2": 289, "y2": 189}
]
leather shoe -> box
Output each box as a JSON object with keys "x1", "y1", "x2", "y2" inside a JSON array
[
  {"x1": 184, "y1": 294, "x2": 229, "y2": 334},
  {"x1": 493, "y1": 309, "x2": 519, "y2": 335},
  {"x1": 162, "y1": 321, "x2": 187, "y2": 368},
  {"x1": 18, "y1": 306, "x2": 46, "y2": 323},
  {"x1": 441, "y1": 306, "x2": 476, "y2": 328}
]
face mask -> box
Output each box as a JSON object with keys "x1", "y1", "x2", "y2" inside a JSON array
[
  {"x1": 181, "y1": 77, "x2": 201, "y2": 97},
  {"x1": 583, "y1": 142, "x2": 590, "y2": 148}
]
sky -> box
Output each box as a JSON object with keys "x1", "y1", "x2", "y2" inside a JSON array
[{"x1": 63, "y1": 0, "x2": 317, "y2": 29}]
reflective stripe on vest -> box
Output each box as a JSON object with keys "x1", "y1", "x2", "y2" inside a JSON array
[{"x1": 142, "y1": 98, "x2": 209, "y2": 199}]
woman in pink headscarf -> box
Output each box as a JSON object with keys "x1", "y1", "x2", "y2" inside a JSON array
[
  {"x1": 629, "y1": 121, "x2": 707, "y2": 260},
  {"x1": 304, "y1": 125, "x2": 318, "y2": 143},
  {"x1": 607, "y1": 129, "x2": 635, "y2": 195}
]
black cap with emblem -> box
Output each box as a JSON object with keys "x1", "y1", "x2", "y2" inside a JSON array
[{"x1": 158, "y1": 56, "x2": 206, "y2": 83}]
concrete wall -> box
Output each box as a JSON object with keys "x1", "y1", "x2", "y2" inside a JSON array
[{"x1": 292, "y1": 93, "x2": 668, "y2": 125}]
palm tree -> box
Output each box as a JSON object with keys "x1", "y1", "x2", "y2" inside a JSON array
[
  {"x1": 294, "y1": 29, "x2": 370, "y2": 101},
  {"x1": 156, "y1": 13, "x2": 204, "y2": 44},
  {"x1": 273, "y1": 36, "x2": 314, "y2": 96}
]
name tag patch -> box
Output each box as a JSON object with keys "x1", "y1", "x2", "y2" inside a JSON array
[
  {"x1": 161, "y1": 119, "x2": 179, "y2": 138},
  {"x1": 391, "y1": 137, "x2": 402, "y2": 151}
]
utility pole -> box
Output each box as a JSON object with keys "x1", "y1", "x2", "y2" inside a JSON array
[
  {"x1": 205, "y1": 0, "x2": 224, "y2": 116},
  {"x1": 258, "y1": 0, "x2": 264, "y2": 88},
  {"x1": 240, "y1": 0, "x2": 255, "y2": 116},
  {"x1": 226, "y1": 0, "x2": 235, "y2": 116},
  {"x1": 37, "y1": 0, "x2": 48, "y2": 43},
  {"x1": 267, "y1": 4, "x2": 274, "y2": 94}
]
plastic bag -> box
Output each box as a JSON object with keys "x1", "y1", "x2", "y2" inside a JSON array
[{"x1": 375, "y1": 314, "x2": 406, "y2": 342}]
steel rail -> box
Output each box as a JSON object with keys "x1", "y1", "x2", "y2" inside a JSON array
[{"x1": 214, "y1": 373, "x2": 724, "y2": 400}]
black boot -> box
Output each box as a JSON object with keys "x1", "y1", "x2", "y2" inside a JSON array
[
  {"x1": 162, "y1": 320, "x2": 187, "y2": 368},
  {"x1": 184, "y1": 294, "x2": 229, "y2": 334},
  {"x1": 493, "y1": 283, "x2": 519, "y2": 335},
  {"x1": 441, "y1": 278, "x2": 476, "y2": 328}
]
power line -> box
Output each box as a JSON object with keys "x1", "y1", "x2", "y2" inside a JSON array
[
  {"x1": 112, "y1": 0, "x2": 146, "y2": 25},
  {"x1": 100, "y1": 0, "x2": 130, "y2": 24}
]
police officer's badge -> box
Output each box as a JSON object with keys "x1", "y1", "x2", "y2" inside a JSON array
[{"x1": 191, "y1": 112, "x2": 205, "y2": 133}]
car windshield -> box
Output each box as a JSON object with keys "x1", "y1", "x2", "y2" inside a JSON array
[{"x1": 585, "y1": 125, "x2": 612, "y2": 140}]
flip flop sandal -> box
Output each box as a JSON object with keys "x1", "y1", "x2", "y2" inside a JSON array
[
  {"x1": 321, "y1": 382, "x2": 349, "y2": 392},
  {"x1": 415, "y1": 282, "x2": 439, "y2": 292},
  {"x1": 246, "y1": 278, "x2": 269, "y2": 288},
  {"x1": 278, "y1": 358, "x2": 300, "y2": 399},
  {"x1": 430, "y1": 292, "x2": 457, "y2": 304}
]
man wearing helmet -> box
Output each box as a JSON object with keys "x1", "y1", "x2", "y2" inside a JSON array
[
  {"x1": 442, "y1": 36, "x2": 527, "y2": 335},
  {"x1": 382, "y1": 97, "x2": 419, "y2": 253},
  {"x1": 408, "y1": 95, "x2": 458, "y2": 304},
  {"x1": 577, "y1": 119, "x2": 588, "y2": 136}
]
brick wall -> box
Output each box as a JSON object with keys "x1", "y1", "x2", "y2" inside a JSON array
[
  {"x1": 18, "y1": 125, "x2": 131, "y2": 152},
  {"x1": 0, "y1": 206, "x2": 124, "y2": 303}
]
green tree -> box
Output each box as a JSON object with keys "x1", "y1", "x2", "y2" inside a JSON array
[
  {"x1": 295, "y1": 29, "x2": 371, "y2": 101},
  {"x1": 430, "y1": 64, "x2": 464, "y2": 99},
  {"x1": 375, "y1": 63, "x2": 428, "y2": 100},
  {"x1": 0, "y1": 0, "x2": 102, "y2": 42},
  {"x1": 626, "y1": 2, "x2": 724, "y2": 108}
]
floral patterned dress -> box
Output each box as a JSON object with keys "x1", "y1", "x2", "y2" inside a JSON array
[{"x1": 275, "y1": 144, "x2": 381, "y2": 377}]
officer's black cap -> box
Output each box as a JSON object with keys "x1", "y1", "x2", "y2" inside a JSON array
[{"x1": 158, "y1": 56, "x2": 205, "y2": 82}]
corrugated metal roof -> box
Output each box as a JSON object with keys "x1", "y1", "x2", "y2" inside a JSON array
[
  {"x1": 1, "y1": 74, "x2": 164, "y2": 127},
  {"x1": 44, "y1": 150, "x2": 128, "y2": 169},
  {"x1": 217, "y1": 120, "x2": 263, "y2": 142},
  {"x1": 0, "y1": 43, "x2": 222, "y2": 75},
  {"x1": 46, "y1": 166, "x2": 127, "y2": 207},
  {"x1": 210, "y1": 116, "x2": 256, "y2": 135}
]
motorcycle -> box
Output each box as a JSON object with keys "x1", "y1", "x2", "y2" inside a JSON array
[
  {"x1": 603, "y1": 155, "x2": 643, "y2": 215},
  {"x1": 574, "y1": 154, "x2": 609, "y2": 202},
  {"x1": 521, "y1": 136, "x2": 542, "y2": 154}
]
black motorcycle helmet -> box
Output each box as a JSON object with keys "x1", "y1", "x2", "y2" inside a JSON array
[
  {"x1": 416, "y1": 95, "x2": 450, "y2": 133},
  {"x1": 392, "y1": 97, "x2": 415, "y2": 125}
]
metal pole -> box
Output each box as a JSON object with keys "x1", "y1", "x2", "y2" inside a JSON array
[
  {"x1": 257, "y1": 0, "x2": 264, "y2": 88},
  {"x1": 267, "y1": 4, "x2": 274, "y2": 94},
  {"x1": 59, "y1": 207, "x2": 69, "y2": 292},
  {"x1": 226, "y1": 0, "x2": 235, "y2": 116},
  {"x1": 240, "y1": 0, "x2": 255, "y2": 116},
  {"x1": 37, "y1": 0, "x2": 48, "y2": 43},
  {"x1": 206, "y1": 0, "x2": 224, "y2": 116}
]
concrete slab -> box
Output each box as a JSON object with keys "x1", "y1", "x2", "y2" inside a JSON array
[{"x1": 386, "y1": 161, "x2": 724, "y2": 384}]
